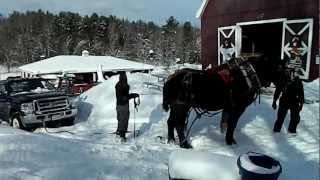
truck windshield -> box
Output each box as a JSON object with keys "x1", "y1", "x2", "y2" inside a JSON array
[{"x1": 8, "y1": 79, "x2": 55, "y2": 94}]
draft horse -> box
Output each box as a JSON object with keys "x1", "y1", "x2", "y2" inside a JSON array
[{"x1": 162, "y1": 56, "x2": 287, "y2": 148}]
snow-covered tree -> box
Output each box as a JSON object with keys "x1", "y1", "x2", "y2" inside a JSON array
[{"x1": 0, "y1": 11, "x2": 200, "y2": 67}]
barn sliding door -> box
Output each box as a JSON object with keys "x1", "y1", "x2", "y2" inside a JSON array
[
  {"x1": 218, "y1": 26, "x2": 236, "y2": 65},
  {"x1": 281, "y1": 19, "x2": 313, "y2": 79}
]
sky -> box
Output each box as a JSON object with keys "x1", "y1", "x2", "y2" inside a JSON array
[{"x1": 0, "y1": 0, "x2": 202, "y2": 26}]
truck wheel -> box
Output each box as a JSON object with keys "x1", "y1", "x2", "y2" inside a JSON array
[{"x1": 10, "y1": 115, "x2": 25, "y2": 130}]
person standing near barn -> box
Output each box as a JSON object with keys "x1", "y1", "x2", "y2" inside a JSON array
[
  {"x1": 272, "y1": 69, "x2": 304, "y2": 134},
  {"x1": 115, "y1": 71, "x2": 139, "y2": 142},
  {"x1": 221, "y1": 38, "x2": 234, "y2": 64}
]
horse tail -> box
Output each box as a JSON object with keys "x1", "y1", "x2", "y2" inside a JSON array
[
  {"x1": 162, "y1": 71, "x2": 181, "y2": 112},
  {"x1": 162, "y1": 78, "x2": 171, "y2": 112}
]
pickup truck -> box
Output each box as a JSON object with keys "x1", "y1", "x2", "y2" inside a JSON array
[{"x1": 0, "y1": 78, "x2": 77, "y2": 130}]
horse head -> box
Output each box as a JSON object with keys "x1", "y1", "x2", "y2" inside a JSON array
[{"x1": 248, "y1": 55, "x2": 288, "y2": 88}]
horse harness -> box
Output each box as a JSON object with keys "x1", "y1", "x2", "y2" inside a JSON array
[
  {"x1": 182, "y1": 57, "x2": 262, "y2": 106},
  {"x1": 218, "y1": 57, "x2": 263, "y2": 103},
  {"x1": 224, "y1": 57, "x2": 262, "y2": 94}
]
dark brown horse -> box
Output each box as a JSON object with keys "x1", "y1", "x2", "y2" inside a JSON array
[{"x1": 162, "y1": 56, "x2": 287, "y2": 148}]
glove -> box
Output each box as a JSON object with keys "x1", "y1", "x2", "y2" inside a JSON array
[
  {"x1": 129, "y1": 93, "x2": 139, "y2": 99},
  {"x1": 272, "y1": 101, "x2": 277, "y2": 110},
  {"x1": 132, "y1": 93, "x2": 139, "y2": 98},
  {"x1": 299, "y1": 103, "x2": 303, "y2": 111}
]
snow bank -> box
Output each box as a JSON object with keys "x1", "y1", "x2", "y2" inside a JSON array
[
  {"x1": 169, "y1": 150, "x2": 239, "y2": 180},
  {"x1": 77, "y1": 72, "x2": 165, "y2": 126},
  {"x1": 151, "y1": 63, "x2": 201, "y2": 75},
  {"x1": 0, "y1": 65, "x2": 21, "y2": 80},
  {"x1": 0, "y1": 65, "x2": 19, "y2": 73},
  {"x1": 303, "y1": 78, "x2": 319, "y2": 103}
]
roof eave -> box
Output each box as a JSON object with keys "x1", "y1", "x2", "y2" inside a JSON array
[{"x1": 196, "y1": 0, "x2": 210, "y2": 19}]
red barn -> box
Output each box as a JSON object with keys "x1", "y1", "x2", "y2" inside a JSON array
[{"x1": 197, "y1": 0, "x2": 319, "y2": 80}]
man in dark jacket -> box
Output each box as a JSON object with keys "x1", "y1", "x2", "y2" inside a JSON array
[
  {"x1": 272, "y1": 72, "x2": 304, "y2": 134},
  {"x1": 115, "y1": 72, "x2": 139, "y2": 141}
]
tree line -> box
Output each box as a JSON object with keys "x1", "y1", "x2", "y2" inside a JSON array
[{"x1": 0, "y1": 10, "x2": 200, "y2": 71}]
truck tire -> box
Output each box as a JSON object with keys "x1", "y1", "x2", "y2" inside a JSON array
[{"x1": 10, "y1": 115, "x2": 25, "y2": 130}]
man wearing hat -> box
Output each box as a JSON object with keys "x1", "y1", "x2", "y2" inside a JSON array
[
  {"x1": 115, "y1": 71, "x2": 139, "y2": 142},
  {"x1": 221, "y1": 38, "x2": 234, "y2": 64},
  {"x1": 288, "y1": 36, "x2": 303, "y2": 69}
]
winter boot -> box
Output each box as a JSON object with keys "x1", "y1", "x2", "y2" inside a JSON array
[
  {"x1": 119, "y1": 131, "x2": 126, "y2": 142},
  {"x1": 120, "y1": 137, "x2": 127, "y2": 143}
]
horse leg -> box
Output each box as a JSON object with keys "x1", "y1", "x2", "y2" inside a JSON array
[
  {"x1": 172, "y1": 104, "x2": 192, "y2": 149},
  {"x1": 225, "y1": 105, "x2": 246, "y2": 145},
  {"x1": 167, "y1": 107, "x2": 176, "y2": 144},
  {"x1": 167, "y1": 120, "x2": 176, "y2": 144},
  {"x1": 220, "y1": 110, "x2": 229, "y2": 134},
  {"x1": 220, "y1": 89, "x2": 234, "y2": 133},
  {"x1": 176, "y1": 125, "x2": 192, "y2": 149}
]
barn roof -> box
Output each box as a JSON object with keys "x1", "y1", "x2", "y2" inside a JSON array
[
  {"x1": 19, "y1": 55, "x2": 154, "y2": 75},
  {"x1": 196, "y1": 0, "x2": 210, "y2": 18}
]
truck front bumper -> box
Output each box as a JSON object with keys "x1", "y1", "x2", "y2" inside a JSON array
[{"x1": 21, "y1": 108, "x2": 78, "y2": 127}]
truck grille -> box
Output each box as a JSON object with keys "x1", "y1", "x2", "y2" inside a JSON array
[{"x1": 35, "y1": 96, "x2": 69, "y2": 114}]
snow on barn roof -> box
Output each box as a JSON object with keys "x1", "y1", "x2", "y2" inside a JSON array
[
  {"x1": 196, "y1": 0, "x2": 210, "y2": 18},
  {"x1": 19, "y1": 55, "x2": 154, "y2": 75}
]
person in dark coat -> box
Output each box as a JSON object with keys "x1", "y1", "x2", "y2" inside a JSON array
[
  {"x1": 115, "y1": 72, "x2": 139, "y2": 141},
  {"x1": 272, "y1": 71, "x2": 304, "y2": 134}
]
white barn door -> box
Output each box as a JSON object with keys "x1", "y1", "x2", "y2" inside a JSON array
[
  {"x1": 218, "y1": 26, "x2": 237, "y2": 65},
  {"x1": 281, "y1": 19, "x2": 313, "y2": 79}
]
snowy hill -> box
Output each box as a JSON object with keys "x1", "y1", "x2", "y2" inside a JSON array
[{"x1": 0, "y1": 72, "x2": 318, "y2": 180}]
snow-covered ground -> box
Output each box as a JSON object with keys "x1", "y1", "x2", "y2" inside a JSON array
[
  {"x1": 0, "y1": 70, "x2": 318, "y2": 180},
  {"x1": 0, "y1": 65, "x2": 21, "y2": 80}
]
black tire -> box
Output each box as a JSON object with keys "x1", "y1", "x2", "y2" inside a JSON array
[{"x1": 10, "y1": 114, "x2": 25, "y2": 130}]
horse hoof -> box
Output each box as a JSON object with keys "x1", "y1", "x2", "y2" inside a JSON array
[
  {"x1": 180, "y1": 142, "x2": 193, "y2": 149},
  {"x1": 226, "y1": 139, "x2": 237, "y2": 145},
  {"x1": 232, "y1": 139, "x2": 237, "y2": 145},
  {"x1": 167, "y1": 139, "x2": 176, "y2": 144}
]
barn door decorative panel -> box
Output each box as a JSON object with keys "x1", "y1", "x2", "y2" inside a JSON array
[
  {"x1": 218, "y1": 26, "x2": 237, "y2": 65},
  {"x1": 281, "y1": 19, "x2": 313, "y2": 79}
]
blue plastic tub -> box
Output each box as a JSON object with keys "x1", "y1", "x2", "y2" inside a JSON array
[{"x1": 237, "y1": 152, "x2": 282, "y2": 180}]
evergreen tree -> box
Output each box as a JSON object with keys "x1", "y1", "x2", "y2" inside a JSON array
[
  {"x1": 0, "y1": 11, "x2": 200, "y2": 69},
  {"x1": 181, "y1": 21, "x2": 194, "y2": 63},
  {"x1": 160, "y1": 16, "x2": 179, "y2": 66}
]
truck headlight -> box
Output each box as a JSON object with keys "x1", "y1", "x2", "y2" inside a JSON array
[
  {"x1": 21, "y1": 103, "x2": 34, "y2": 114},
  {"x1": 71, "y1": 100, "x2": 78, "y2": 109},
  {"x1": 68, "y1": 97, "x2": 78, "y2": 109}
]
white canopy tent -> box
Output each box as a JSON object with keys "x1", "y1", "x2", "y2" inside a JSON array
[
  {"x1": 19, "y1": 55, "x2": 154, "y2": 82},
  {"x1": 19, "y1": 55, "x2": 153, "y2": 74}
]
